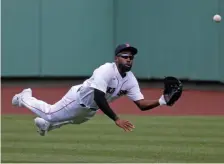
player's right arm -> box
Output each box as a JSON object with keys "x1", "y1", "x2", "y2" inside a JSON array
[{"x1": 90, "y1": 63, "x2": 134, "y2": 132}]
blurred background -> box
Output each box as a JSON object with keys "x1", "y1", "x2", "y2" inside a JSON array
[{"x1": 1, "y1": 0, "x2": 224, "y2": 163}]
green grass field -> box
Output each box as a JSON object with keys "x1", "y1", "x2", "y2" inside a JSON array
[{"x1": 1, "y1": 115, "x2": 224, "y2": 163}]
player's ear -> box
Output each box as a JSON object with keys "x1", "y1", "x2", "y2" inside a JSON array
[{"x1": 114, "y1": 56, "x2": 118, "y2": 62}]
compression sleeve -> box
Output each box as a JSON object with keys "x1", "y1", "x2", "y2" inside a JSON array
[{"x1": 94, "y1": 89, "x2": 119, "y2": 121}]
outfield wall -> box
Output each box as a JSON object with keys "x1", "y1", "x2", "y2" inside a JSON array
[{"x1": 2, "y1": 0, "x2": 224, "y2": 82}]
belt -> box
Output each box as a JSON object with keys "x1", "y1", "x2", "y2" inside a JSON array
[
  {"x1": 80, "y1": 104, "x2": 98, "y2": 111},
  {"x1": 77, "y1": 86, "x2": 98, "y2": 111}
]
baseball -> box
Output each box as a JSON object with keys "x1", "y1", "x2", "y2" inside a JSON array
[{"x1": 213, "y1": 14, "x2": 221, "y2": 22}]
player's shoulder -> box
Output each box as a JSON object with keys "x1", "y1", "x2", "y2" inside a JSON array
[
  {"x1": 127, "y1": 71, "x2": 137, "y2": 79},
  {"x1": 126, "y1": 71, "x2": 139, "y2": 83},
  {"x1": 98, "y1": 62, "x2": 114, "y2": 69},
  {"x1": 95, "y1": 62, "x2": 114, "y2": 71},
  {"x1": 93, "y1": 62, "x2": 115, "y2": 75}
]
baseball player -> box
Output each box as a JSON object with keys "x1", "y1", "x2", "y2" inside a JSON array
[{"x1": 12, "y1": 43, "x2": 182, "y2": 136}]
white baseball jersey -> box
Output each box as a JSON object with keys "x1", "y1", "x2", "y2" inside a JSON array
[{"x1": 76, "y1": 62, "x2": 144, "y2": 109}]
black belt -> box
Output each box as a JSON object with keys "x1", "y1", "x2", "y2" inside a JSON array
[{"x1": 80, "y1": 104, "x2": 98, "y2": 111}]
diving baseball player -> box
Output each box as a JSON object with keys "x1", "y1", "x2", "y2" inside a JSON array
[{"x1": 12, "y1": 43, "x2": 182, "y2": 136}]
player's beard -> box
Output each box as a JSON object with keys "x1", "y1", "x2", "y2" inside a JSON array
[{"x1": 118, "y1": 63, "x2": 132, "y2": 72}]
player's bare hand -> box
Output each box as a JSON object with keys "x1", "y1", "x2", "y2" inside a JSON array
[{"x1": 115, "y1": 119, "x2": 135, "y2": 132}]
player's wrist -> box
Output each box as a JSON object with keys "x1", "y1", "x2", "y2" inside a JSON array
[
  {"x1": 114, "y1": 116, "x2": 120, "y2": 121},
  {"x1": 158, "y1": 95, "x2": 166, "y2": 105}
]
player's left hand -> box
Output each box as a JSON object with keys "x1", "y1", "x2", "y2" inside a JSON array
[{"x1": 160, "y1": 76, "x2": 183, "y2": 106}]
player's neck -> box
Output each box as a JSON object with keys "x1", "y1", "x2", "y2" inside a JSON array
[
  {"x1": 117, "y1": 66, "x2": 127, "y2": 78},
  {"x1": 119, "y1": 71, "x2": 126, "y2": 78},
  {"x1": 115, "y1": 63, "x2": 127, "y2": 78}
]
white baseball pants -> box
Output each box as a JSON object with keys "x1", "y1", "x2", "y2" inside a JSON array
[{"x1": 20, "y1": 85, "x2": 97, "y2": 124}]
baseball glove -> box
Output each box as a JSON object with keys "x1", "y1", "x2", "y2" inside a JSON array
[{"x1": 163, "y1": 76, "x2": 183, "y2": 106}]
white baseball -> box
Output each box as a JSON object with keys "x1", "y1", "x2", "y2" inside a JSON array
[{"x1": 213, "y1": 14, "x2": 222, "y2": 22}]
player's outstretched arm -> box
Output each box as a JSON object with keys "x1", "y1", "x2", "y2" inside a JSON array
[
  {"x1": 94, "y1": 89, "x2": 135, "y2": 132},
  {"x1": 132, "y1": 76, "x2": 183, "y2": 111},
  {"x1": 134, "y1": 97, "x2": 166, "y2": 111}
]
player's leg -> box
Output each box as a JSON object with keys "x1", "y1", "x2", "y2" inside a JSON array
[
  {"x1": 34, "y1": 117, "x2": 74, "y2": 136},
  {"x1": 12, "y1": 87, "x2": 81, "y2": 122},
  {"x1": 12, "y1": 88, "x2": 52, "y2": 119},
  {"x1": 12, "y1": 86, "x2": 97, "y2": 136},
  {"x1": 12, "y1": 88, "x2": 68, "y2": 122},
  {"x1": 34, "y1": 105, "x2": 97, "y2": 136}
]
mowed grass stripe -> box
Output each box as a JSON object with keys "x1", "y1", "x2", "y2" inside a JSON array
[
  {"x1": 3, "y1": 121, "x2": 224, "y2": 130},
  {"x1": 3, "y1": 116, "x2": 224, "y2": 139},
  {"x1": 2, "y1": 141, "x2": 224, "y2": 154},
  {"x1": 2, "y1": 134, "x2": 224, "y2": 146},
  {"x1": 3, "y1": 121, "x2": 224, "y2": 135},
  {"x1": 3, "y1": 127, "x2": 224, "y2": 138},
  {"x1": 2, "y1": 115, "x2": 224, "y2": 163},
  {"x1": 1, "y1": 152, "x2": 164, "y2": 163},
  {"x1": 3, "y1": 118, "x2": 224, "y2": 127},
  {"x1": 2, "y1": 144, "x2": 223, "y2": 161},
  {"x1": 2, "y1": 146, "x2": 223, "y2": 163}
]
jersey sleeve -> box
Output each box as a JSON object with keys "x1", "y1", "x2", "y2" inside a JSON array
[
  {"x1": 89, "y1": 64, "x2": 113, "y2": 93},
  {"x1": 127, "y1": 76, "x2": 144, "y2": 101}
]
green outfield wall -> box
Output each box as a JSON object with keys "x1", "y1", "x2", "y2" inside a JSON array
[{"x1": 2, "y1": 0, "x2": 224, "y2": 82}]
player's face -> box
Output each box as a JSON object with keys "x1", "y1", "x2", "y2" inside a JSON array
[{"x1": 116, "y1": 51, "x2": 134, "y2": 72}]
